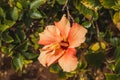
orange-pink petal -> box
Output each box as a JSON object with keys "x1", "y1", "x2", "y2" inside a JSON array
[
  {"x1": 38, "y1": 25, "x2": 61, "y2": 45},
  {"x1": 38, "y1": 45, "x2": 65, "y2": 67},
  {"x1": 58, "y1": 48, "x2": 78, "y2": 72},
  {"x1": 38, "y1": 49, "x2": 53, "y2": 67},
  {"x1": 68, "y1": 23, "x2": 87, "y2": 48},
  {"x1": 46, "y1": 49, "x2": 65, "y2": 66},
  {"x1": 54, "y1": 14, "x2": 70, "y2": 39}
]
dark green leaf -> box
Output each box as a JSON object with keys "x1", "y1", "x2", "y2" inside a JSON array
[
  {"x1": 115, "y1": 58, "x2": 120, "y2": 74},
  {"x1": 110, "y1": 37, "x2": 120, "y2": 47},
  {"x1": 15, "y1": 40, "x2": 28, "y2": 52},
  {"x1": 23, "y1": 52, "x2": 38, "y2": 59},
  {"x1": 85, "y1": 53, "x2": 105, "y2": 67},
  {"x1": 50, "y1": 64, "x2": 61, "y2": 73},
  {"x1": 12, "y1": 54, "x2": 24, "y2": 71},
  {"x1": 59, "y1": 71, "x2": 68, "y2": 79},
  {"x1": 56, "y1": 0, "x2": 66, "y2": 5},
  {"x1": 16, "y1": 28, "x2": 26, "y2": 41},
  {"x1": 30, "y1": 0, "x2": 46, "y2": 9},
  {"x1": 114, "y1": 46, "x2": 120, "y2": 60},
  {"x1": 1, "y1": 31, "x2": 14, "y2": 43}
]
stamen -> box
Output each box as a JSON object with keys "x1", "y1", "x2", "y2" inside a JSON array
[{"x1": 60, "y1": 41, "x2": 69, "y2": 49}]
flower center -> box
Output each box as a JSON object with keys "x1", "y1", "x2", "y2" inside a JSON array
[{"x1": 60, "y1": 41, "x2": 69, "y2": 49}]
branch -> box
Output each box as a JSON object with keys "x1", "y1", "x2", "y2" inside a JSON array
[{"x1": 62, "y1": 0, "x2": 75, "y2": 22}]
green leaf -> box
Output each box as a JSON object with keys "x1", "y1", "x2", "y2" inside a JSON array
[
  {"x1": 56, "y1": 0, "x2": 66, "y2": 5},
  {"x1": 59, "y1": 71, "x2": 68, "y2": 79},
  {"x1": 1, "y1": 46, "x2": 9, "y2": 54},
  {"x1": 81, "y1": 0, "x2": 101, "y2": 10},
  {"x1": 77, "y1": 60, "x2": 87, "y2": 70},
  {"x1": 18, "y1": 0, "x2": 29, "y2": 9},
  {"x1": 99, "y1": 0, "x2": 115, "y2": 9},
  {"x1": 30, "y1": 34, "x2": 39, "y2": 50},
  {"x1": 10, "y1": 7, "x2": 19, "y2": 21},
  {"x1": 115, "y1": 58, "x2": 120, "y2": 74},
  {"x1": 12, "y1": 54, "x2": 24, "y2": 71},
  {"x1": 0, "y1": 25, "x2": 10, "y2": 33},
  {"x1": 16, "y1": 27, "x2": 26, "y2": 41},
  {"x1": 82, "y1": 21, "x2": 91, "y2": 28},
  {"x1": 50, "y1": 64, "x2": 61, "y2": 73},
  {"x1": 0, "y1": 7, "x2": 5, "y2": 18},
  {"x1": 16, "y1": 2, "x2": 23, "y2": 9},
  {"x1": 4, "y1": 19, "x2": 15, "y2": 27},
  {"x1": 105, "y1": 73, "x2": 118, "y2": 80},
  {"x1": 113, "y1": 11, "x2": 119, "y2": 24},
  {"x1": 85, "y1": 53, "x2": 105, "y2": 67},
  {"x1": 0, "y1": 36, "x2": 2, "y2": 47},
  {"x1": 114, "y1": 46, "x2": 120, "y2": 60},
  {"x1": 113, "y1": 11, "x2": 120, "y2": 24},
  {"x1": 30, "y1": 0, "x2": 46, "y2": 9},
  {"x1": 112, "y1": 0, "x2": 120, "y2": 11},
  {"x1": 74, "y1": 0, "x2": 98, "y2": 20},
  {"x1": 15, "y1": 40, "x2": 28, "y2": 52},
  {"x1": 110, "y1": 37, "x2": 120, "y2": 47},
  {"x1": 23, "y1": 52, "x2": 38, "y2": 59},
  {"x1": 30, "y1": 9, "x2": 42, "y2": 19},
  {"x1": 1, "y1": 31, "x2": 14, "y2": 43}
]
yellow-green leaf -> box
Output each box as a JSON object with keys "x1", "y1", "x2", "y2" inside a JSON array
[{"x1": 90, "y1": 42, "x2": 106, "y2": 51}]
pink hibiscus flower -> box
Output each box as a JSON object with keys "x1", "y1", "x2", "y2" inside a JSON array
[{"x1": 38, "y1": 14, "x2": 87, "y2": 72}]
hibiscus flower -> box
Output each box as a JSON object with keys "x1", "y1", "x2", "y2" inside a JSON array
[{"x1": 38, "y1": 14, "x2": 87, "y2": 72}]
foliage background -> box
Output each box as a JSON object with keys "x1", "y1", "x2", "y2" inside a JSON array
[{"x1": 0, "y1": 0, "x2": 120, "y2": 80}]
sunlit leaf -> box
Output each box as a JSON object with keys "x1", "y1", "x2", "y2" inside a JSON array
[
  {"x1": 113, "y1": 12, "x2": 120, "y2": 24},
  {"x1": 16, "y1": 2, "x2": 23, "y2": 9},
  {"x1": 105, "y1": 73, "x2": 118, "y2": 80},
  {"x1": 30, "y1": 0, "x2": 46, "y2": 9},
  {"x1": 4, "y1": 19, "x2": 15, "y2": 27},
  {"x1": 82, "y1": 21, "x2": 91, "y2": 28},
  {"x1": 81, "y1": 0, "x2": 101, "y2": 11},
  {"x1": 30, "y1": 9, "x2": 42, "y2": 19},
  {"x1": 113, "y1": 11, "x2": 120, "y2": 30},
  {"x1": 0, "y1": 25, "x2": 10, "y2": 33},
  {"x1": 1, "y1": 46, "x2": 9, "y2": 54},
  {"x1": 99, "y1": 0, "x2": 115, "y2": 9},
  {"x1": 90, "y1": 42, "x2": 106, "y2": 51},
  {"x1": 74, "y1": 0, "x2": 98, "y2": 20},
  {"x1": 0, "y1": 7, "x2": 5, "y2": 18},
  {"x1": 10, "y1": 7, "x2": 19, "y2": 21}
]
